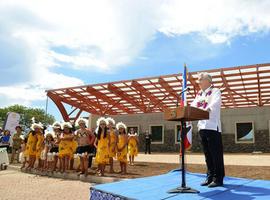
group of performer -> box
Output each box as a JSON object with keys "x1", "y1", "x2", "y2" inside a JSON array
[
  {"x1": 15, "y1": 72, "x2": 224, "y2": 187},
  {"x1": 20, "y1": 117, "x2": 139, "y2": 177}
]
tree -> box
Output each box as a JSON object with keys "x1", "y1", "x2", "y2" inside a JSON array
[{"x1": 0, "y1": 104, "x2": 55, "y2": 129}]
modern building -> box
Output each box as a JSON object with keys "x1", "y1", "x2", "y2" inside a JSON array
[{"x1": 46, "y1": 63, "x2": 270, "y2": 153}]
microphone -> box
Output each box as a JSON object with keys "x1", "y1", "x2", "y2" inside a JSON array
[
  {"x1": 176, "y1": 87, "x2": 190, "y2": 107},
  {"x1": 179, "y1": 87, "x2": 190, "y2": 96}
]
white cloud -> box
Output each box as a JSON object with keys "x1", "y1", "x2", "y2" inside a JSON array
[
  {"x1": 1, "y1": 0, "x2": 270, "y2": 108},
  {"x1": 0, "y1": 72, "x2": 84, "y2": 107},
  {"x1": 158, "y1": 0, "x2": 270, "y2": 43}
]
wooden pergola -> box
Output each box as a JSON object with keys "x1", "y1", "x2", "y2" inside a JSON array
[{"x1": 46, "y1": 63, "x2": 270, "y2": 122}]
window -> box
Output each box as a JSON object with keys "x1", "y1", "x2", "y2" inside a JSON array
[
  {"x1": 269, "y1": 120, "x2": 270, "y2": 144},
  {"x1": 149, "y1": 125, "x2": 164, "y2": 144},
  {"x1": 235, "y1": 122, "x2": 255, "y2": 143},
  {"x1": 175, "y1": 124, "x2": 181, "y2": 144}
]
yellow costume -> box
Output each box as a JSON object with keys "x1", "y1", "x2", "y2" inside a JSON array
[
  {"x1": 117, "y1": 134, "x2": 127, "y2": 163},
  {"x1": 95, "y1": 132, "x2": 109, "y2": 165},
  {"x1": 36, "y1": 133, "x2": 45, "y2": 159},
  {"x1": 109, "y1": 130, "x2": 117, "y2": 158},
  {"x1": 58, "y1": 133, "x2": 74, "y2": 158},
  {"x1": 25, "y1": 132, "x2": 38, "y2": 157},
  {"x1": 128, "y1": 136, "x2": 138, "y2": 157},
  {"x1": 71, "y1": 139, "x2": 78, "y2": 157}
]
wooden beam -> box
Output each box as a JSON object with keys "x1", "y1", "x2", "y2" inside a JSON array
[
  {"x1": 68, "y1": 107, "x2": 78, "y2": 117},
  {"x1": 69, "y1": 109, "x2": 83, "y2": 123},
  {"x1": 188, "y1": 72, "x2": 200, "y2": 94},
  {"x1": 87, "y1": 86, "x2": 135, "y2": 114},
  {"x1": 47, "y1": 92, "x2": 70, "y2": 122},
  {"x1": 256, "y1": 66, "x2": 262, "y2": 106},
  {"x1": 158, "y1": 78, "x2": 178, "y2": 100},
  {"x1": 52, "y1": 91, "x2": 99, "y2": 115},
  {"x1": 220, "y1": 69, "x2": 236, "y2": 107},
  {"x1": 131, "y1": 81, "x2": 169, "y2": 112},
  {"x1": 107, "y1": 84, "x2": 147, "y2": 112},
  {"x1": 228, "y1": 88, "x2": 258, "y2": 105},
  {"x1": 263, "y1": 99, "x2": 270, "y2": 106},
  {"x1": 66, "y1": 89, "x2": 117, "y2": 115}
]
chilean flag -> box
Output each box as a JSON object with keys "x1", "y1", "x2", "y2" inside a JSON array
[{"x1": 180, "y1": 64, "x2": 192, "y2": 152}]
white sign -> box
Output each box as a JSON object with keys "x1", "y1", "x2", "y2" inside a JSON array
[{"x1": 3, "y1": 112, "x2": 20, "y2": 145}]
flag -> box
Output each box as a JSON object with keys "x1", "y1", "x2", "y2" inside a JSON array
[
  {"x1": 184, "y1": 121, "x2": 192, "y2": 150},
  {"x1": 180, "y1": 64, "x2": 188, "y2": 107},
  {"x1": 180, "y1": 64, "x2": 192, "y2": 153}
]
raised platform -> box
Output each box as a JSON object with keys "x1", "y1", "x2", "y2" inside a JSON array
[{"x1": 90, "y1": 169, "x2": 270, "y2": 200}]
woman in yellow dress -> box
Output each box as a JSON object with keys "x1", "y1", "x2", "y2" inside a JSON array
[
  {"x1": 36, "y1": 127, "x2": 45, "y2": 170},
  {"x1": 128, "y1": 128, "x2": 139, "y2": 166},
  {"x1": 58, "y1": 122, "x2": 75, "y2": 173},
  {"x1": 25, "y1": 123, "x2": 43, "y2": 170},
  {"x1": 116, "y1": 122, "x2": 128, "y2": 175},
  {"x1": 69, "y1": 127, "x2": 78, "y2": 171},
  {"x1": 107, "y1": 117, "x2": 117, "y2": 173},
  {"x1": 94, "y1": 117, "x2": 110, "y2": 176}
]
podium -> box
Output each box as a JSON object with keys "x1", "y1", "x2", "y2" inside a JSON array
[
  {"x1": 164, "y1": 106, "x2": 209, "y2": 193},
  {"x1": 164, "y1": 106, "x2": 209, "y2": 122}
]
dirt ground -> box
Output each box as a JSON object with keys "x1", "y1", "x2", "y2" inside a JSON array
[
  {"x1": 9, "y1": 158, "x2": 270, "y2": 180},
  {"x1": 91, "y1": 161, "x2": 270, "y2": 180}
]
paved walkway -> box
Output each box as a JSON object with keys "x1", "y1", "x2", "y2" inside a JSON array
[
  {"x1": 0, "y1": 169, "x2": 91, "y2": 200},
  {"x1": 136, "y1": 153, "x2": 270, "y2": 166}
]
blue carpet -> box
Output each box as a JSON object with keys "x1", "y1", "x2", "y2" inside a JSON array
[{"x1": 90, "y1": 169, "x2": 270, "y2": 200}]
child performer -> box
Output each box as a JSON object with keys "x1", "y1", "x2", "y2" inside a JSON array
[
  {"x1": 43, "y1": 133, "x2": 54, "y2": 172},
  {"x1": 116, "y1": 122, "x2": 128, "y2": 175},
  {"x1": 50, "y1": 122, "x2": 62, "y2": 172},
  {"x1": 36, "y1": 124, "x2": 45, "y2": 170},
  {"x1": 94, "y1": 117, "x2": 110, "y2": 176},
  {"x1": 58, "y1": 122, "x2": 74, "y2": 173},
  {"x1": 20, "y1": 136, "x2": 28, "y2": 169},
  {"x1": 128, "y1": 128, "x2": 139, "y2": 166},
  {"x1": 107, "y1": 117, "x2": 117, "y2": 173},
  {"x1": 25, "y1": 123, "x2": 43, "y2": 170}
]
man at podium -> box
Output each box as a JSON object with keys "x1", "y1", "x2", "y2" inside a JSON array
[{"x1": 191, "y1": 72, "x2": 225, "y2": 188}]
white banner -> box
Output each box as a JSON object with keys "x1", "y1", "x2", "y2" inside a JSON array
[{"x1": 3, "y1": 112, "x2": 20, "y2": 146}]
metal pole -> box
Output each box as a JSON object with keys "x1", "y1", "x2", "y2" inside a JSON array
[
  {"x1": 181, "y1": 120, "x2": 186, "y2": 187},
  {"x1": 45, "y1": 95, "x2": 49, "y2": 125}
]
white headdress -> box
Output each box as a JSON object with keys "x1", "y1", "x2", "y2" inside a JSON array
[
  {"x1": 116, "y1": 122, "x2": 127, "y2": 130},
  {"x1": 106, "y1": 117, "x2": 115, "y2": 125},
  {"x1": 96, "y1": 117, "x2": 108, "y2": 127},
  {"x1": 45, "y1": 132, "x2": 53, "y2": 138},
  {"x1": 75, "y1": 117, "x2": 88, "y2": 127},
  {"x1": 52, "y1": 121, "x2": 61, "y2": 129},
  {"x1": 61, "y1": 122, "x2": 73, "y2": 129},
  {"x1": 31, "y1": 122, "x2": 43, "y2": 130}
]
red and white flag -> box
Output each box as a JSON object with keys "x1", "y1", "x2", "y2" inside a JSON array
[{"x1": 180, "y1": 64, "x2": 192, "y2": 153}]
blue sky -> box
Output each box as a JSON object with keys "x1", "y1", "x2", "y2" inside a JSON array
[{"x1": 1, "y1": 1, "x2": 270, "y2": 121}]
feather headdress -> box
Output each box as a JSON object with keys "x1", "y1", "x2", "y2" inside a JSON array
[{"x1": 116, "y1": 122, "x2": 127, "y2": 130}]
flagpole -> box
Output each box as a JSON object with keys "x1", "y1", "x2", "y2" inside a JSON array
[
  {"x1": 181, "y1": 119, "x2": 186, "y2": 187},
  {"x1": 168, "y1": 63, "x2": 199, "y2": 194}
]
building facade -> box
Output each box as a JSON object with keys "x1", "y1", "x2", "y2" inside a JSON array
[{"x1": 94, "y1": 106, "x2": 270, "y2": 153}]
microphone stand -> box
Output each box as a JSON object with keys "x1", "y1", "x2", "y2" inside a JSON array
[{"x1": 168, "y1": 87, "x2": 199, "y2": 194}]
